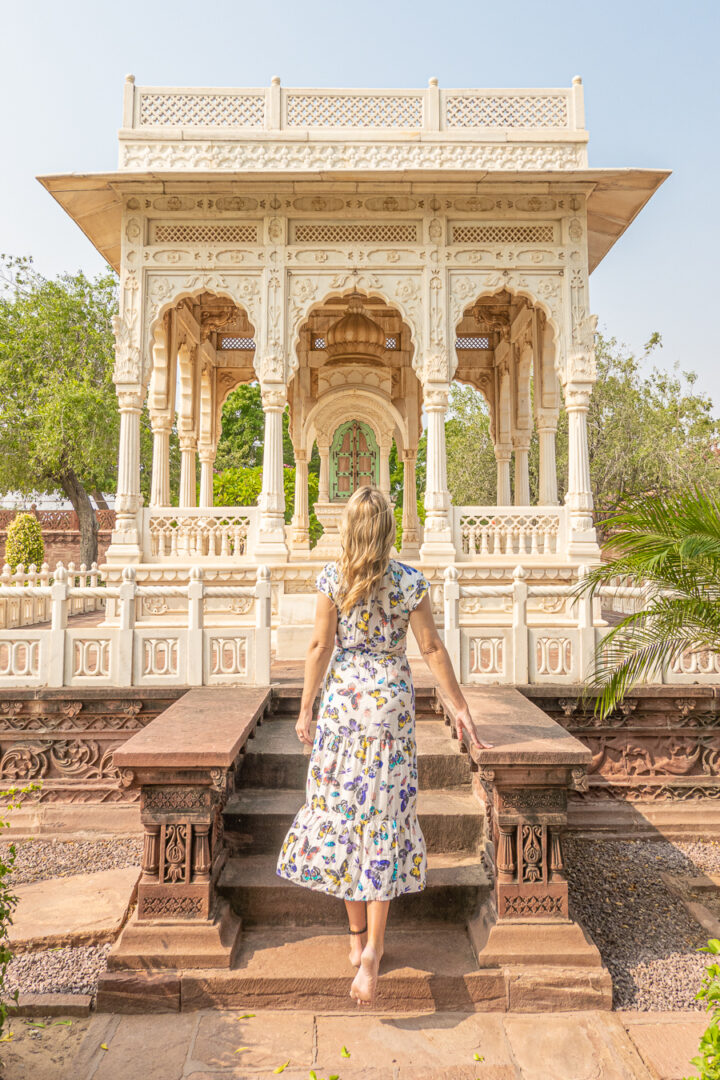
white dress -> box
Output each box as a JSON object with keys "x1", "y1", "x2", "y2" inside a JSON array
[{"x1": 276, "y1": 559, "x2": 429, "y2": 901}]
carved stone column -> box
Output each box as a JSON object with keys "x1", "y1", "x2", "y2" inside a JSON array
[
  {"x1": 400, "y1": 449, "x2": 420, "y2": 558},
  {"x1": 198, "y1": 449, "x2": 216, "y2": 508},
  {"x1": 179, "y1": 436, "x2": 197, "y2": 508},
  {"x1": 513, "y1": 438, "x2": 531, "y2": 507},
  {"x1": 495, "y1": 446, "x2": 512, "y2": 507},
  {"x1": 318, "y1": 439, "x2": 331, "y2": 502},
  {"x1": 150, "y1": 419, "x2": 172, "y2": 508},
  {"x1": 565, "y1": 383, "x2": 598, "y2": 556},
  {"x1": 255, "y1": 382, "x2": 288, "y2": 559},
  {"x1": 537, "y1": 415, "x2": 558, "y2": 506},
  {"x1": 290, "y1": 449, "x2": 310, "y2": 554},
  {"x1": 113, "y1": 387, "x2": 144, "y2": 552},
  {"x1": 420, "y1": 382, "x2": 455, "y2": 560}
]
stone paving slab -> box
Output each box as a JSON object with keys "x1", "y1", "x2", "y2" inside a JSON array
[
  {"x1": 9, "y1": 866, "x2": 138, "y2": 950},
  {"x1": 619, "y1": 1011, "x2": 706, "y2": 1080},
  {"x1": 61, "y1": 1007, "x2": 710, "y2": 1080}
]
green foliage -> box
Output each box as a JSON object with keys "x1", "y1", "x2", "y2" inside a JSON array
[
  {"x1": 0, "y1": 783, "x2": 41, "y2": 1038},
  {"x1": 214, "y1": 465, "x2": 322, "y2": 545},
  {"x1": 0, "y1": 256, "x2": 120, "y2": 498},
  {"x1": 579, "y1": 488, "x2": 720, "y2": 716},
  {"x1": 685, "y1": 939, "x2": 720, "y2": 1079},
  {"x1": 215, "y1": 383, "x2": 297, "y2": 471},
  {"x1": 4, "y1": 513, "x2": 44, "y2": 571},
  {"x1": 445, "y1": 383, "x2": 497, "y2": 505}
]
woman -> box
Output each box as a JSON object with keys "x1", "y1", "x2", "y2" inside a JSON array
[{"x1": 276, "y1": 486, "x2": 487, "y2": 1005}]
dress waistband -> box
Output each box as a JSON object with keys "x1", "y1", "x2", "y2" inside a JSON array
[{"x1": 334, "y1": 645, "x2": 406, "y2": 659}]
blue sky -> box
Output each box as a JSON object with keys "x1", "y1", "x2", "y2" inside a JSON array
[{"x1": 2, "y1": 0, "x2": 718, "y2": 403}]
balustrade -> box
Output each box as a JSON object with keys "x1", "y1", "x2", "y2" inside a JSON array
[
  {"x1": 145, "y1": 508, "x2": 255, "y2": 560},
  {"x1": 454, "y1": 507, "x2": 564, "y2": 559}
]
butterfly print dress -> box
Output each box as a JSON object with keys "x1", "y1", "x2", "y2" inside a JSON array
[{"x1": 276, "y1": 559, "x2": 430, "y2": 901}]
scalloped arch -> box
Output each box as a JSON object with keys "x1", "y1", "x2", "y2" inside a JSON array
[{"x1": 302, "y1": 385, "x2": 408, "y2": 459}]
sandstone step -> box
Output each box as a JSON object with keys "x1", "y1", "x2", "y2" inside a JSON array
[
  {"x1": 239, "y1": 719, "x2": 472, "y2": 789},
  {"x1": 176, "y1": 925, "x2": 505, "y2": 1012},
  {"x1": 224, "y1": 788, "x2": 484, "y2": 855},
  {"x1": 218, "y1": 851, "x2": 490, "y2": 926}
]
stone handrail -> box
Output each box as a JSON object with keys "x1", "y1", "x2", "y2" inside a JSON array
[
  {"x1": 102, "y1": 687, "x2": 272, "y2": 983},
  {"x1": 0, "y1": 561, "x2": 104, "y2": 629},
  {"x1": 453, "y1": 506, "x2": 567, "y2": 559},
  {"x1": 123, "y1": 79, "x2": 586, "y2": 135},
  {"x1": 434, "y1": 685, "x2": 610, "y2": 1003}
]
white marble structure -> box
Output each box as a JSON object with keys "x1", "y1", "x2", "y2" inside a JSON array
[{"x1": 23, "y1": 77, "x2": 671, "y2": 685}]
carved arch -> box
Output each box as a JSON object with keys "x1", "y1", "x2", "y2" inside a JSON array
[{"x1": 302, "y1": 386, "x2": 408, "y2": 460}]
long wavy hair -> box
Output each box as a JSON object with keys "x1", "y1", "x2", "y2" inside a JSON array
[{"x1": 337, "y1": 486, "x2": 396, "y2": 615}]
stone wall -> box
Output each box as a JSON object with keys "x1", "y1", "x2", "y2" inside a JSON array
[
  {"x1": 523, "y1": 686, "x2": 720, "y2": 803},
  {"x1": 0, "y1": 509, "x2": 114, "y2": 568}
]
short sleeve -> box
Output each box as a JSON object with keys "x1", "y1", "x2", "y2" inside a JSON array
[
  {"x1": 405, "y1": 567, "x2": 429, "y2": 613},
  {"x1": 316, "y1": 562, "x2": 337, "y2": 604}
]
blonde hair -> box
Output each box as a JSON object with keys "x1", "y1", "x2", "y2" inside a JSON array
[{"x1": 337, "y1": 486, "x2": 396, "y2": 615}]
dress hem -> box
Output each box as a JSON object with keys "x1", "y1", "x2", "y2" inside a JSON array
[{"x1": 276, "y1": 867, "x2": 427, "y2": 903}]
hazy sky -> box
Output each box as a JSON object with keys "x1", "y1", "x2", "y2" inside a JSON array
[{"x1": 2, "y1": 0, "x2": 718, "y2": 403}]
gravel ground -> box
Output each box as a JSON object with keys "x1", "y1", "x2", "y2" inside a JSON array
[
  {"x1": 0, "y1": 836, "x2": 142, "y2": 884},
  {"x1": 565, "y1": 837, "x2": 710, "y2": 1011},
  {"x1": 5, "y1": 944, "x2": 111, "y2": 997}
]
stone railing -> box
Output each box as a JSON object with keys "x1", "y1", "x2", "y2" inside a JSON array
[
  {"x1": 453, "y1": 506, "x2": 566, "y2": 559},
  {"x1": 0, "y1": 565, "x2": 271, "y2": 688},
  {"x1": 123, "y1": 80, "x2": 586, "y2": 134},
  {"x1": 143, "y1": 508, "x2": 256, "y2": 561},
  {"x1": 99, "y1": 686, "x2": 271, "y2": 991},
  {"x1": 443, "y1": 566, "x2": 595, "y2": 684},
  {"x1": 0, "y1": 562, "x2": 104, "y2": 629}
]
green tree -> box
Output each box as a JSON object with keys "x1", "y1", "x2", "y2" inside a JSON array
[
  {"x1": 214, "y1": 465, "x2": 322, "y2": 545},
  {"x1": 0, "y1": 257, "x2": 120, "y2": 566}
]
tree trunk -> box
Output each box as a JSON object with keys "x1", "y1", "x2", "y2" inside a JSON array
[
  {"x1": 59, "y1": 470, "x2": 98, "y2": 567},
  {"x1": 93, "y1": 489, "x2": 109, "y2": 510}
]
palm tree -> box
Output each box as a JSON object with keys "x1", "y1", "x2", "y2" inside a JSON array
[{"x1": 579, "y1": 488, "x2": 720, "y2": 717}]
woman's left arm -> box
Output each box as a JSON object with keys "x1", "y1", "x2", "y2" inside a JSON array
[{"x1": 296, "y1": 593, "x2": 337, "y2": 745}]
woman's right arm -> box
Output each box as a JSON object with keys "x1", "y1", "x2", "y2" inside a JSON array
[{"x1": 409, "y1": 594, "x2": 492, "y2": 750}]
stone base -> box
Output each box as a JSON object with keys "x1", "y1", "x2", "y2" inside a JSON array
[
  {"x1": 470, "y1": 912, "x2": 605, "y2": 969},
  {"x1": 108, "y1": 899, "x2": 241, "y2": 971}
]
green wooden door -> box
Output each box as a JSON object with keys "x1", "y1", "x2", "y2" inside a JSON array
[{"x1": 330, "y1": 420, "x2": 379, "y2": 500}]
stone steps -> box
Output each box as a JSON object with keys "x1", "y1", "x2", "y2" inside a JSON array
[
  {"x1": 239, "y1": 718, "x2": 473, "y2": 789},
  {"x1": 218, "y1": 851, "x2": 490, "y2": 926},
  {"x1": 170, "y1": 926, "x2": 505, "y2": 1012},
  {"x1": 223, "y1": 788, "x2": 485, "y2": 855}
]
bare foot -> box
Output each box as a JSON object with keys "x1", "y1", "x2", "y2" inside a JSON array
[
  {"x1": 349, "y1": 943, "x2": 382, "y2": 1005},
  {"x1": 348, "y1": 931, "x2": 367, "y2": 967}
]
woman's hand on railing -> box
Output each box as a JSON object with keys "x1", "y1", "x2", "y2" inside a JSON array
[
  {"x1": 295, "y1": 707, "x2": 314, "y2": 746},
  {"x1": 454, "y1": 704, "x2": 493, "y2": 750}
]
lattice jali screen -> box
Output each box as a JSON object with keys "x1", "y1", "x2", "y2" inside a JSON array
[
  {"x1": 152, "y1": 224, "x2": 260, "y2": 244},
  {"x1": 456, "y1": 336, "x2": 490, "y2": 350},
  {"x1": 220, "y1": 337, "x2": 256, "y2": 350},
  {"x1": 459, "y1": 512, "x2": 560, "y2": 556},
  {"x1": 292, "y1": 223, "x2": 418, "y2": 244},
  {"x1": 444, "y1": 94, "x2": 568, "y2": 129},
  {"x1": 286, "y1": 94, "x2": 423, "y2": 128},
  {"x1": 451, "y1": 224, "x2": 555, "y2": 245},
  {"x1": 137, "y1": 92, "x2": 266, "y2": 128}
]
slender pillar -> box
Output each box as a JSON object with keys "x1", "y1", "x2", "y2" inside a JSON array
[
  {"x1": 400, "y1": 449, "x2": 420, "y2": 556},
  {"x1": 420, "y1": 383, "x2": 455, "y2": 560},
  {"x1": 255, "y1": 383, "x2": 288, "y2": 558},
  {"x1": 318, "y1": 443, "x2": 330, "y2": 502},
  {"x1": 113, "y1": 388, "x2": 143, "y2": 547},
  {"x1": 495, "y1": 446, "x2": 512, "y2": 507},
  {"x1": 150, "y1": 420, "x2": 171, "y2": 507},
  {"x1": 179, "y1": 436, "x2": 197, "y2": 508},
  {"x1": 379, "y1": 439, "x2": 391, "y2": 498},
  {"x1": 537, "y1": 418, "x2": 558, "y2": 505},
  {"x1": 565, "y1": 384, "x2": 598, "y2": 555},
  {"x1": 291, "y1": 450, "x2": 310, "y2": 551},
  {"x1": 198, "y1": 449, "x2": 215, "y2": 508},
  {"x1": 513, "y1": 439, "x2": 531, "y2": 507}
]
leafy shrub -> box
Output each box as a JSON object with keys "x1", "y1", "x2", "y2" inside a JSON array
[
  {"x1": 214, "y1": 466, "x2": 322, "y2": 546},
  {"x1": 4, "y1": 513, "x2": 44, "y2": 571},
  {"x1": 686, "y1": 939, "x2": 720, "y2": 1079}
]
